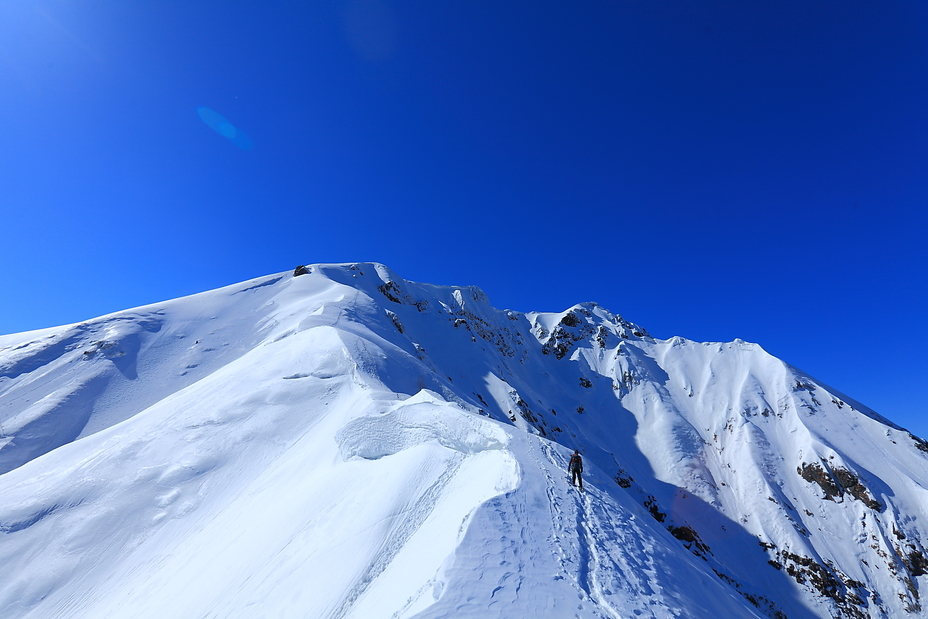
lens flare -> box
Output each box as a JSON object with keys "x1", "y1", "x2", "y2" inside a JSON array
[{"x1": 196, "y1": 107, "x2": 253, "y2": 150}]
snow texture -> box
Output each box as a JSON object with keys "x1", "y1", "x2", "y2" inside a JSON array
[{"x1": 2, "y1": 262, "x2": 927, "y2": 619}]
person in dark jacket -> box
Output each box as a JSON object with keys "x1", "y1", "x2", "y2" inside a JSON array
[{"x1": 569, "y1": 450, "x2": 583, "y2": 489}]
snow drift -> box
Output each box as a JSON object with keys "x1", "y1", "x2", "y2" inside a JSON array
[{"x1": 2, "y1": 262, "x2": 927, "y2": 619}]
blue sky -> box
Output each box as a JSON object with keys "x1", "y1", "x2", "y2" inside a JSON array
[{"x1": 2, "y1": 1, "x2": 927, "y2": 436}]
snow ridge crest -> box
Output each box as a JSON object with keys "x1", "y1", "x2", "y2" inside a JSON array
[{"x1": 2, "y1": 263, "x2": 928, "y2": 619}]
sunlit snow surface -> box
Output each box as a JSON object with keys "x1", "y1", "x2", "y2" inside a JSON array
[{"x1": 1, "y1": 263, "x2": 927, "y2": 619}]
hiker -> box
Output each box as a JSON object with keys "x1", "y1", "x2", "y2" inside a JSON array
[{"x1": 569, "y1": 449, "x2": 583, "y2": 489}]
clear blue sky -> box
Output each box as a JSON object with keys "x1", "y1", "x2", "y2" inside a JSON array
[{"x1": 2, "y1": 1, "x2": 926, "y2": 436}]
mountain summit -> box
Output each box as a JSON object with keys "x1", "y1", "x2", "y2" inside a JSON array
[{"x1": 2, "y1": 263, "x2": 926, "y2": 619}]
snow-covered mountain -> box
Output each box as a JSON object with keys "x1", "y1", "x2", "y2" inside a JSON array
[{"x1": 2, "y1": 263, "x2": 927, "y2": 619}]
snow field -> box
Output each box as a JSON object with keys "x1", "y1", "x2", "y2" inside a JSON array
[
  {"x1": 0, "y1": 293, "x2": 524, "y2": 618},
  {"x1": 4, "y1": 263, "x2": 928, "y2": 618},
  {"x1": 410, "y1": 430, "x2": 767, "y2": 619}
]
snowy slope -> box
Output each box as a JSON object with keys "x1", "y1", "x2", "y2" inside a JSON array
[{"x1": 1, "y1": 263, "x2": 926, "y2": 619}]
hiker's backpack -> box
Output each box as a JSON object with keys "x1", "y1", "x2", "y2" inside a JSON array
[{"x1": 569, "y1": 454, "x2": 582, "y2": 472}]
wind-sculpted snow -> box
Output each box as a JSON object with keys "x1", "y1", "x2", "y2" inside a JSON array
[
  {"x1": 0, "y1": 275, "x2": 286, "y2": 473},
  {"x1": 411, "y1": 433, "x2": 770, "y2": 619},
  {"x1": 337, "y1": 398, "x2": 508, "y2": 460},
  {"x1": 2, "y1": 262, "x2": 928, "y2": 619}
]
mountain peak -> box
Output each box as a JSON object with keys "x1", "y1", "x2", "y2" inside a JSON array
[{"x1": 1, "y1": 264, "x2": 926, "y2": 619}]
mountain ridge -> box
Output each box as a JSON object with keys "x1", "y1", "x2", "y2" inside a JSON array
[{"x1": 1, "y1": 262, "x2": 926, "y2": 619}]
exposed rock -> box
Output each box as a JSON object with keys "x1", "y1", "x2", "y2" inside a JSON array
[
  {"x1": 832, "y1": 466, "x2": 882, "y2": 511},
  {"x1": 773, "y1": 548, "x2": 871, "y2": 619},
  {"x1": 797, "y1": 461, "x2": 881, "y2": 510},
  {"x1": 385, "y1": 310, "x2": 404, "y2": 334}
]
